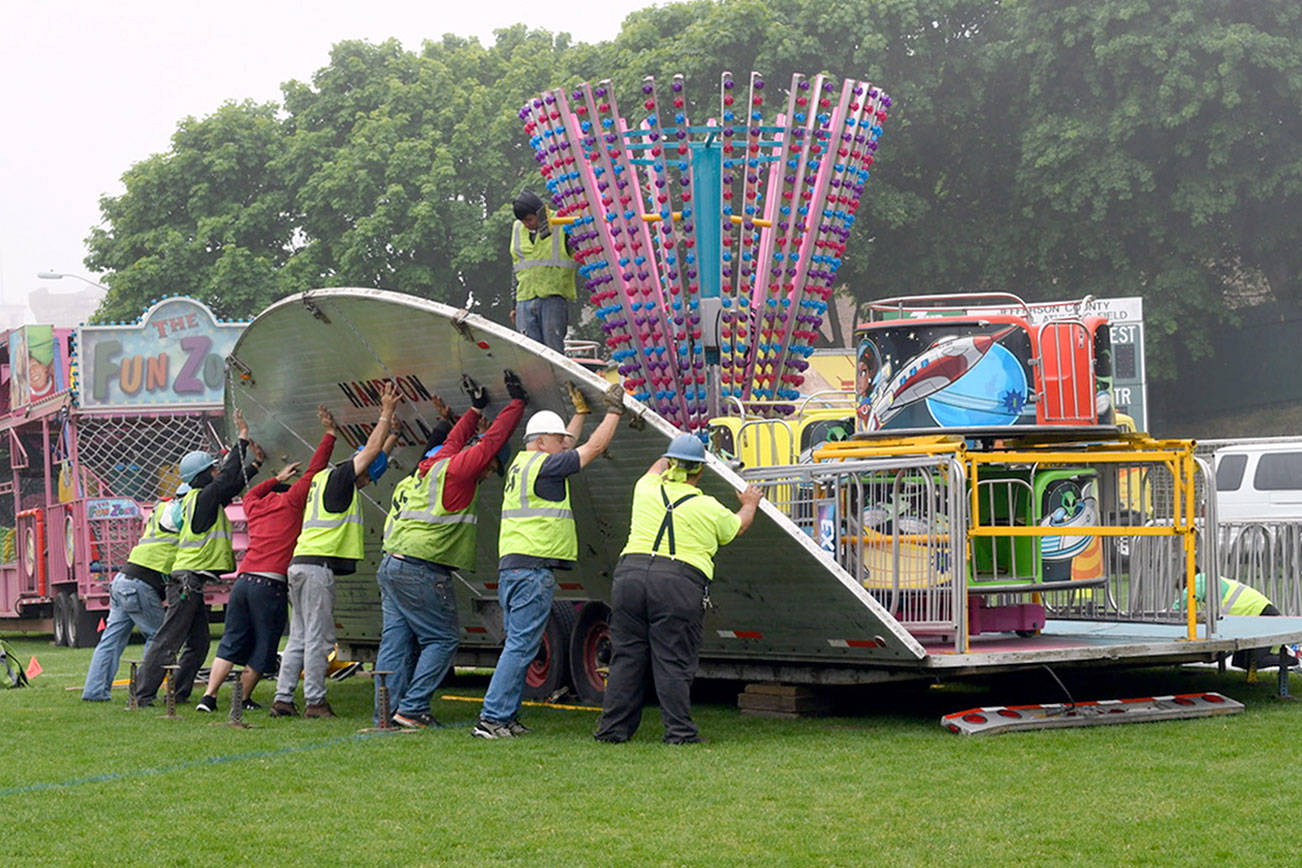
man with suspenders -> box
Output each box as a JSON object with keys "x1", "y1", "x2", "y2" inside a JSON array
[
  {"x1": 472, "y1": 382, "x2": 626, "y2": 739},
  {"x1": 594, "y1": 434, "x2": 763, "y2": 744}
]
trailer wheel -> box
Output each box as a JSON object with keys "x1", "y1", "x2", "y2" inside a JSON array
[
  {"x1": 66, "y1": 595, "x2": 101, "y2": 648},
  {"x1": 521, "y1": 602, "x2": 577, "y2": 701},
  {"x1": 52, "y1": 590, "x2": 71, "y2": 647},
  {"x1": 568, "y1": 602, "x2": 612, "y2": 707}
]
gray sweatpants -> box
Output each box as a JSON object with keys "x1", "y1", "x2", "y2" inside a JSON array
[{"x1": 274, "y1": 563, "x2": 336, "y2": 706}]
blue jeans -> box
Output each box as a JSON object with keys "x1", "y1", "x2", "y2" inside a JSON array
[
  {"x1": 373, "y1": 554, "x2": 460, "y2": 718},
  {"x1": 82, "y1": 573, "x2": 165, "y2": 701},
  {"x1": 480, "y1": 567, "x2": 556, "y2": 724},
  {"x1": 515, "y1": 295, "x2": 569, "y2": 354}
]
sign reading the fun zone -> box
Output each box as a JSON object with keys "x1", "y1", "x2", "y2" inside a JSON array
[{"x1": 78, "y1": 297, "x2": 246, "y2": 410}]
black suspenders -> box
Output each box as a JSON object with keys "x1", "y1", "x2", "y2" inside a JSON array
[{"x1": 653, "y1": 485, "x2": 699, "y2": 556}]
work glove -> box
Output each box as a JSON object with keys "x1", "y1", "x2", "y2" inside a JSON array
[
  {"x1": 603, "y1": 382, "x2": 627, "y2": 416},
  {"x1": 565, "y1": 382, "x2": 590, "y2": 415},
  {"x1": 504, "y1": 369, "x2": 529, "y2": 404},
  {"x1": 462, "y1": 374, "x2": 490, "y2": 410}
]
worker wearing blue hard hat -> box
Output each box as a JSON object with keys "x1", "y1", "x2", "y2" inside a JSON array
[
  {"x1": 594, "y1": 431, "x2": 764, "y2": 744},
  {"x1": 271, "y1": 383, "x2": 400, "y2": 719},
  {"x1": 133, "y1": 412, "x2": 262, "y2": 708}
]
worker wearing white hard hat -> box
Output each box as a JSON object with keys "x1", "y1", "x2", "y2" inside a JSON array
[
  {"x1": 472, "y1": 381, "x2": 627, "y2": 739},
  {"x1": 594, "y1": 433, "x2": 764, "y2": 744}
]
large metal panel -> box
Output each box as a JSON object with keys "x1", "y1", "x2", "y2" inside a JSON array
[{"x1": 226, "y1": 289, "x2": 924, "y2": 664}]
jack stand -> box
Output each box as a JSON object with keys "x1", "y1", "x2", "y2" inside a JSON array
[
  {"x1": 359, "y1": 670, "x2": 408, "y2": 733},
  {"x1": 216, "y1": 669, "x2": 254, "y2": 727},
  {"x1": 1275, "y1": 648, "x2": 1298, "y2": 702},
  {"x1": 126, "y1": 661, "x2": 140, "y2": 711},
  {"x1": 159, "y1": 665, "x2": 181, "y2": 719}
]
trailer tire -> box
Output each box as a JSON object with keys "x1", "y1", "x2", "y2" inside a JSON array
[
  {"x1": 568, "y1": 602, "x2": 612, "y2": 707},
  {"x1": 52, "y1": 590, "x2": 71, "y2": 647},
  {"x1": 521, "y1": 602, "x2": 577, "y2": 701},
  {"x1": 66, "y1": 595, "x2": 101, "y2": 648}
]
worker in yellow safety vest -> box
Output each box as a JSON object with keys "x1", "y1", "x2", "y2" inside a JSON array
[
  {"x1": 133, "y1": 410, "x2": 261, "y2": 707},
  {"x1": 509, "y1": 189, "x2": 576, "y2": 354},
  {"x1": 1184, "y1": 573, "x2": 1293, "y2": 669},
  {"x1": 82, "y1": 485, "x2": 185, "y2": 701},
  {"x1": 271, "y1": 382, "x2": 399, "y2": 719},
  {"x1": 594, "y1": 433, "x2": 764, "y2": 744},
  {"x1": 472, "y1": 381, "x2": 627, "y2": 739}
]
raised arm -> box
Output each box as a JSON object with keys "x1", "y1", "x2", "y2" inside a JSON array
[
  {"x1": 733, "y1": 484, "x2": 764, "y2": 536},
  {"x1": 351, "y1": 382, "x2": 399, "y2": 477},
  {"x1": 575, "y1": 383, "x2": 626, "y2": 468}
]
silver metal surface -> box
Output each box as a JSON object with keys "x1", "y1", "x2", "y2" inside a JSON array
[{"x1": 227, "y1": 289, "x2": 923, "y2": 665}]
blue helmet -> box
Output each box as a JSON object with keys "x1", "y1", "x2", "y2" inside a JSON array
[
  {"x1": 179, "y1": 450, "x2": 217, "y2": 483},
  {"x1": 662, "y1": 433, "x2": 706, "y2": 463}
]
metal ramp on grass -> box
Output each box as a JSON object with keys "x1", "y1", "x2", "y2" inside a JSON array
[{"x1": 941, "y1": 692, "x2": 1243, "y2": 735}]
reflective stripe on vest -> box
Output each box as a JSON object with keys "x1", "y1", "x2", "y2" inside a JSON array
[
  {"x1": 511, "y1": 221, "x2": 574, "y2": 271},
  {"x1": 292, "y1": 468, "x2": 365, "y2": 560},
  {"x1": 127, "y1": 499, "x2": 179, "y2": 574},
  {"x1": 383, "y1": 459, "x2": 479, "y2": 570},
  {"x1": 498, "y1": 451, "x2": 576, "y2": 561},
  {"x1": 1220, "y1": 578, "x2": 1271, "y2": 616},
  {"x1": 173, "y1": 488, "x2": 235, "y2": 573}
]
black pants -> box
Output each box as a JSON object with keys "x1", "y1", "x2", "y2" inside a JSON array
[
  {"x1": 133, "y1": 571, "x2": 211, "y2": 703},
  {"x1": 594, "y1": 554, "x2": 706, "y2": 743}
]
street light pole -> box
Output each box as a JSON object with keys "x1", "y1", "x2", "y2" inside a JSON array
[{"x1": 36, "y1": 271, "x2": 110, "y2": 293}]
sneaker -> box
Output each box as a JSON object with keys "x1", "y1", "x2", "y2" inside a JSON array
[
  {"x1": 195, "y1": 694, "x2": 218, "y2": 713},
  {"x1": 506, "y1": 719, "x2": 532, "y2": 736},
  {"x1": 471, "y1": 718, "x2": 515, "y2": 740},
  {"x1": 242, "y1": 698, "x2": 263, "y2": 711},
  {"x1": 268, "y1": 700, "x2": 298, "y2": 718},
  {"x1": 303, "y1": 701, "x2": 336, "y2": 719},
  {"x1": 392, "y1": 711, "x2": 439, "y2": 729}
]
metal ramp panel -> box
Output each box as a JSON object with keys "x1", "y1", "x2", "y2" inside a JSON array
[{"x1": 942, "y1": 691, "x2": 1243, "y2": 735}]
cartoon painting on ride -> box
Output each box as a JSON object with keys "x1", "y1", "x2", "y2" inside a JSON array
[
  {"x1": 854, "y1": 298, "x2": 1117, "y2": 434},
  {"x1": 856, "y1": 322, "x2": 1036, "y2": 431}
]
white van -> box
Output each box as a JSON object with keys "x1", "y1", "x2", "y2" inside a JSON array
[{"x1": 1213, "y1": 439, "x2": 1302, "y2": 521}]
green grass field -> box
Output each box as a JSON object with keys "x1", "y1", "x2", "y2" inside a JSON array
[{"x1": 2, "y1": 634, "x2": 1300, "y2": 866}]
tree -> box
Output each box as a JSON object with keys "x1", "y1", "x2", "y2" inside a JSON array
[{"x1": 86, "y1": 101, "x2": 302, "y2": 323}]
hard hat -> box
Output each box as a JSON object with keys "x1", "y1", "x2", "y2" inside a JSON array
[
  {"x1": 513, "y1": 189, "x2": 546, "y2": 221},
  {"x1": 179, "y1": 450, "x2": 217, "y2": 483},
  {"x1": 662, "y1": 433, "x2": 706, "y2": 463},
  {"x1": 524, "y1": 410, "x2": 569, "y2": 440}
]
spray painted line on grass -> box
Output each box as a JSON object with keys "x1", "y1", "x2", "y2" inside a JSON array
[{"x1": 0, "y1": 730, "x2": 399, "y2": 798}]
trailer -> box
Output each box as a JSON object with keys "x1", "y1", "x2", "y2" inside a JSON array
[
  {"x1": 0, "y1": 298, "x2": 245, "y2": 644},
  {"x1": 228, "y1": 289, "x2": 1302, "y2": 706}
]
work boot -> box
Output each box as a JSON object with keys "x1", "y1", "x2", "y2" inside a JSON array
[
  {"x1": 268, "y1": 700, "x2": 299, "y2": 718},
  {"x1": 304, "y1": 701, "x2": 336, "y2": 719}
]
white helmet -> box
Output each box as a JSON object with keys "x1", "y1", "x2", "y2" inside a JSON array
[{"x1": 525, "y1": 410, "x2": 569, "y2": 440}]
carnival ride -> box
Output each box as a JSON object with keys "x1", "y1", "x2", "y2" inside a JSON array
[{"x1": 226, "y1": 71, "x2": 1301, "y2": 708}]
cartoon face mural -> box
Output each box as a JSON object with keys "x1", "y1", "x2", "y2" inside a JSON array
[
  {"x1": 8, "y1": 325, "x2": 65, "y2": 407},
  {"x1": 855, "y1": 322, "x2": 1034, "y2": 432},
  {"x1": 1039, "y1": 477, "x2": 1103, "y2": 582}
]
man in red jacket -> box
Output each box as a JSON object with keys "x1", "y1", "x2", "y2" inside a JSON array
[{"x1": 195, "y1": 405, "x2": 341, "y2": 712}]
